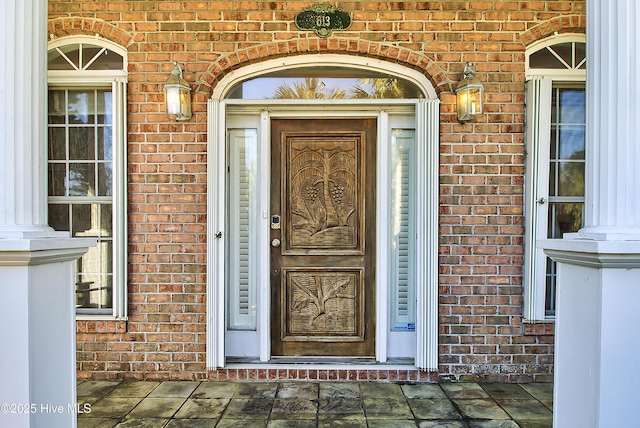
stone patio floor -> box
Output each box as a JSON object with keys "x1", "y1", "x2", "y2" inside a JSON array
[{"x1": 77, "y1": 380, "x2": 553, "y2": 427}]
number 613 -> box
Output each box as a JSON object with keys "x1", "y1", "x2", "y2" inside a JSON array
[{"x1": 316, "y1": 15, "x2": 331, "y2": 27}]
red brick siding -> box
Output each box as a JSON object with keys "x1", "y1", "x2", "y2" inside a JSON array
[{"x1": 50, "y1": 1, "x2": 584, "y2": 382}]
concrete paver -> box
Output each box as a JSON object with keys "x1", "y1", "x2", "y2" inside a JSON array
[{"x1": 77, "y1": 380, "x2": 553, "y2": 427}]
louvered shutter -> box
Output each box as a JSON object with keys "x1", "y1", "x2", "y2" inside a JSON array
[
  {"x1": 228, "y1": 129, "x2": 258, "y2": 330},
  {"x1": 390, "y1": 129, "x2": 416, "y2": 331}
]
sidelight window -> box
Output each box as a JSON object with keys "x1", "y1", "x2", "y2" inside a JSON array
[
  {"x1": 227, "y1": 129, "x2": 259, "y2": 330},
  {"x1": 389, "y1": 129, "x2": 416, "y2": 331}
]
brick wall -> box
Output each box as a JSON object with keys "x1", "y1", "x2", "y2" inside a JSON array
[{"x1": 49, "y1": 1, "x2": 585, "y2": 382}]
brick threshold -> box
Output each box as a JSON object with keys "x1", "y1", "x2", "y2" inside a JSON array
[{"x1": 209, "y1": 364, "x2": 438, "y2": 382}]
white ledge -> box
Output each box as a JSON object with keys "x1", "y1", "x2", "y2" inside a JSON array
[
  {"x1": 540, "y1": 238, "x2": 640, "y2": 268},
  {"x1": 0, "y1": 237, "x2": 97, "y2": 266}
]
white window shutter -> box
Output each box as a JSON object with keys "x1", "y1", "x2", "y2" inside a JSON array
[
  {"x1": 390, "y1": 130, "x2": 416, "y2": 330},
  {"x1": 523, "y1": 77, "x2": 552, "y2": 322},
  {"x1": 227, "y1": 129, "x2": 258, "y2": 330}
]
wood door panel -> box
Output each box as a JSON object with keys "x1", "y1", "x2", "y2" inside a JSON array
[
  {"x1": 281, "y1": 268, "x2": 364, "y2": 341},
  {"x1": 271, "y1": 118, "x2": 376, "y2": 357},
  {"x1": 284, "y1": 136, "x2": 364, "y2": 253}
]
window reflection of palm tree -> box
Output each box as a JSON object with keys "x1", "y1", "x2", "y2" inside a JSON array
[
  {"x1": 273, "y1": 77, "x2": 347, "y2": 99},
  {"x1": 272, "y1": 77, "x2": 405, "y2": 99},
  {"x1": 351, "y1": 78, "x2": 405, "y2": 99}
]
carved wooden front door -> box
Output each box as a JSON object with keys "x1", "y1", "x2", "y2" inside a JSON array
[{"x1": 270, "y1": 119, "x2": 376, "y2": 357}]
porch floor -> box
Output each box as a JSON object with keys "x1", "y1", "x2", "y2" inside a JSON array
[{"x1": 77, "y1": 379, "x2": 553, "y2": 427}]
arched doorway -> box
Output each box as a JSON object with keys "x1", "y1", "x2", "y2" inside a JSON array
[{"x1": 206, "y1": 55, "x2": 440, "y2": 371}]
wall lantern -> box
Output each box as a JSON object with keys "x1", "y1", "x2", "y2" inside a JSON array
[
  {"x1": 164, "y1": 61, "x2": 192, "y2": 121},
  {"x1": 455, "y1": 62, "x2": 483, "y2": 122}
]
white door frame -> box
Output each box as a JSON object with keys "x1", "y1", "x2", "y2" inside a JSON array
[{"x1": 206, "y1": 56, "x2": 439, "y2": 370}]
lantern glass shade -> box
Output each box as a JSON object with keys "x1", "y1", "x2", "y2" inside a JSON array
[
  {"x1": 455, "y1": 64, "x2": 483, "y2": 121},
  {"x1": 164, "y1": 64, "x2": 192, "y2": 121}
]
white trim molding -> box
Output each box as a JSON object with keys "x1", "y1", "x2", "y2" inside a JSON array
[
  {"x1": 206, "y1": 99, "x2": 227, "y2": 369},
  {"x1": 210, "y1": 54, "x2": 438, "y2": 100},
  {"x1": 415, "y1": 99, "x2": 440, "y2": 371}
]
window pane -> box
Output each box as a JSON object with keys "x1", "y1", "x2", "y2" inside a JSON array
[
  {"x1": 69, "y1": 163, "x2": 95, "y2": 196},
  {"x1": 48, "y1": 90, "x2": 67, "y2": 124},
  {"x1": 69, "y1": 127, "x2": 95, "y2": 160},
  {"x1": 48, "y1": 164, "x2": 67, "y2": 196},
  {"x1": 547, "y1": 203, "x2": 584, "y2": 238},
  {"x1": 550, "y1": 129, "x2": 558, "y2": 160},
  {"x1": 227, "y1": 68, "x2": 423, "y2": 99},
  {"x1": 86, "y1": 49, "x2": 124, "y2": 71},
  {"x1": 101, "y1": 241, "x2": 113, "y2": 274},
  {"x1": 48, "y1": 45, "x2": 79, "y2": 70},
  {"x1": 551, "y1": 43, "x2": 573, "y2": 67},
  {"x1": 98, "y1": 126, "x2": 113, "y2": 160},
  {"x1": 48, "y1": 48, "x2": 76, "y2": 70},
  {"x1": 98, "y1": 163, "x2": 113, "y2": 196},
  {"x1": 558, "y1": 89, "x2": 586, "y2": 123},
  {"x1": 68, "y1": 90, "x2": 95, "y2": 124},
  {"x1": 72, "y1": 204, "x2": 92, "y2": 236},
  {"x1": 48, "y1": 127, "x2": 66, "y2": 160},
  {"x1": 558, "y1": 162, "x2": 585, "y2": 196},
  {"x1": 75, "y1": 275, "x2": 113, "y2": 309},
  {"x1": 82, "y1": 45, "x2": 104, "y2": 69},
  {"x1": 100, "y1": 204, "x2": 113, "y2": 237},
  {"x1": 576, "y1": 43, "x2": 586, "y2": 68},
  {"x1": 545, "y1": 259, "x2": 557, "y2": 317},
  {"x1": 48, "y1": 204, "x2": 70, "y2": 231},
  {"x1": 548, "y1": 162, "x2": 556, "y2": 196},
  {"x1": 558, "y1": 126, "x2": 585, "y2": 160},
  {"x1": 97, "y1": 91, "x2": 112, "y2": 124},
  {"x1": 529, "y1": 48, "x2": 564, "y2": 69}
]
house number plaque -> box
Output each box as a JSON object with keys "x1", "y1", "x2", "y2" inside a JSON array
[{"x1": 295, "y1": 5, "x2": 351, "y2": 37}]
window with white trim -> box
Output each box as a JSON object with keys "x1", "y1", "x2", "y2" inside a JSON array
[
  {"x1": 47, "y1": 37, "x2": 128, "y2": 318},
  {"x1": 524, "y1": 36, "x2": 586, "y2": 321}
]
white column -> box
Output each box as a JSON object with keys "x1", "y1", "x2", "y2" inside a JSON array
[
  {"x1": 541, "y1": 1, "x2": 640, "y2": 427},
  {"x1": 579, "y1": 0, "x2": 640, "y2": 240},
  {"x1": 0, "y1": 0, "x2": 55, "y2": 238},
  {"x1": 0, "y1": 1, "x2": 96, "y2": 427}
]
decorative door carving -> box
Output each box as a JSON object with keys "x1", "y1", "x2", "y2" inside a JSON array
[{"x1": 270, "y1": 118, "x2": 376, "y2": 357}]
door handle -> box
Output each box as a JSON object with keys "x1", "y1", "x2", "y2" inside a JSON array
[
  {"x1": 271, "y1": 238, "x2": 281, "y2": 248},
  {"x1": 537, "y1": 197, "x2": 547, "y2": 204}
]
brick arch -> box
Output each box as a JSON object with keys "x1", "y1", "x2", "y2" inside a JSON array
[
  {"x1": 520, "y1": 14, "x2": 586, "y2": 48},
  {"x1": 48, "y1": 17, "x2": 133, "y2": 48},
  {"x1": 196, "y1": 38, "x2": 452, "y2": 97}
]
